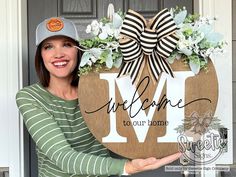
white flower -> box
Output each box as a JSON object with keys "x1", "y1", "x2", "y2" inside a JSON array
[
  {"x1": 107, "y1": 26, "x2": 114, "y2": 36},
  {"x1": 99, "y1": 31, "x2": 108, "y2": 40},
  {"x1": 177, "y1": 36, "x2": 194, "y2": 56},
  {"x1": 91, "y1": 20, "x2": 100, "y2": 28},
  {"x1": 98, "y1": 23, "x2": 118, "y2": 40},
  {"x1": 103, "y1": 24, "x2": 114, "y2": 36},
  {"x1": 86, "y1": 25, "x2": 92, "y2": 33},
  {"x1": 99, "y1": 22, "x2": 103, "y2": 28},
  {"x1": 92, "y1": 28, "x2": 100, "y2": 36},
  {"x1": 91, "y1": 20, "x2": 100, "y2": 36}
]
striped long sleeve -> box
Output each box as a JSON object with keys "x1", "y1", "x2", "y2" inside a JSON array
[{"x1": 16, "y1": 84, "x2": 126, "y2": 177}]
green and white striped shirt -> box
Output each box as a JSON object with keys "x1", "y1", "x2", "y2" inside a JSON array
[{"x1": 16, "y1": 83, "x2": 126, "y2": 177}]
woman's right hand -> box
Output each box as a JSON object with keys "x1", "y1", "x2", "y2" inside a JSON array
[{"x1": 124, "y1": 152, "x2": 182, "y2": 175}]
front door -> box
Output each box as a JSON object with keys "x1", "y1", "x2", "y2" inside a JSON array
[{"x1": 27, "y1": 0, "x2": 194, "y2": 176}]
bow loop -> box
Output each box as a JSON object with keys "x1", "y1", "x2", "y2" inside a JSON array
[
  {"x1": 156, "y1": 34, "x2": 179, "y2": 58},
  {"x1": 150, "y1": 8, "x2": 177, "y2": 37},
  {"x1": 119, "y1": 37, "x2": 142, "y2": 62},
  {"x1": 120, "y1": 9, "x2": 146, "y2": 41},
  {"x1": 118, "y1": 8, "x2": 178, "y2": 85}
]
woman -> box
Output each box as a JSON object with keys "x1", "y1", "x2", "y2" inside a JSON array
[{"x1": 16, "y1": 17, "x2": 181, "y2": 177}]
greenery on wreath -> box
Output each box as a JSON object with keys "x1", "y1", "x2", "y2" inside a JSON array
[
  {"x1": 79, "y1": 10, "x2": 124, "y2": 75},
  {"x1": 78, "y1": 7, "x2": 226, "y2": 75},
  {"x1": 168, "y1": 7, "x2": 226, "y2": 74}
]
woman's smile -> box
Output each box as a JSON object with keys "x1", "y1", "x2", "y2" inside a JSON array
[{"x1": 52, "y1": 59, "x2": 70, "y2": 68}]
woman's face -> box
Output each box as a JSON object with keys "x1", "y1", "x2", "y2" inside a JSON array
[{"x1": 41, "y1": 36, "x2": 78, "y2": 81}]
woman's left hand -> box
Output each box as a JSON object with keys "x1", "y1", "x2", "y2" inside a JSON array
[{"x1": 124, "y1": 152, "x2": 182, "y2": 175}]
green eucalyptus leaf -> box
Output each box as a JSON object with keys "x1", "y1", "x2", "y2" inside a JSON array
[
  {"x1": 198, "y1": 24, "x2": 212, "y2": 36},
  {"x1": 105, "y1": 49, "x2": 113, "y2": 69},
  {"x1": 174, "y1": 9, "x2": 187, "y2": 25},
  {"x1": 90, "y1": 48, "x2": 102, "y2": 58},
  {"x1": 189, "y1": 59, "x2": 200, "y2": 74},
  {"x1": 113, "y1": 56, "x2": 123, "y2": 68},
  {"x1": 113, "y1": 13, "x2": 123, "y2": 28},
  {"x1": 80, "y1": 52, "x2": 92, "y2": 67},
  {"x1": 205, "y1": 32, "x2": 223, "y2": 46}
]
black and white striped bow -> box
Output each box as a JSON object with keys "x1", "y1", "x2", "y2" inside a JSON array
[{"x1": 118, "y1": 8, "x2": 178, "y2": 84}]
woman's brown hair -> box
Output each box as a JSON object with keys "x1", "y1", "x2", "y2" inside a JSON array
[{"x1": 35, "y1": 40, "x2": 82, "y2": 87}]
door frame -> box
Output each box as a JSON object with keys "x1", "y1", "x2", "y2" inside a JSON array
[
  {"x1": 195, "y1": 1, "x2": 233, "y2": 177},
  {"x1": 13, "y1": 0, "x2": 232, "y2": 177}
]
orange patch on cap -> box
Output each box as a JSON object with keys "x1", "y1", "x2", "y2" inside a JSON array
[{"x1": 46, "y1": 18, "x2": 64, "y2": 32}]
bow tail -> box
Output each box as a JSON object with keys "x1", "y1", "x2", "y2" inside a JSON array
[
  {"x1": 147, "y1": 51, "x2": 174, "y2": 83},
  {"x1": 118, "y1": 54, "x2": 145, "y2": 85},
  {"x1": 147, "y1": 54, "x2": 161, "y2": 83},
  {"x1": 160, "y1": 55, "x2": 174, "y2": 78},
  {"x1": 156, "y1": 34, "x2": 179, "y2": 58}
]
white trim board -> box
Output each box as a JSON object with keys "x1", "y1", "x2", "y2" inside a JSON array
[
  {"x1": 0, "y1": 0, "x2": 27, "y2": 176},
  {"x1": 195, "y1": 1, "x2": 233, "y2": 177},
  {"x1": 198, "y1": 0, "x2": 233, "y2": 165}
]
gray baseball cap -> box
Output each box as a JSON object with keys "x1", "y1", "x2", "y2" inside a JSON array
[{"x1": 36, "y1": 17, "x2": 79, "y2": 46}]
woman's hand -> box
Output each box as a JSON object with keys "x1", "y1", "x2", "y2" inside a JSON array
[{"x1": 124, "y1": 152, "x2": 182, "y2": 175}]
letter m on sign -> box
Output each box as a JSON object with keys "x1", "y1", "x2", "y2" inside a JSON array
[{"x1": 100, "y1": 72, "x2": 194, "y2": 143}]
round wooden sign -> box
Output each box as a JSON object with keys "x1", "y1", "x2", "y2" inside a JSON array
[{"x1": 78, "y1": 59, "x2": 218, "y2": 159}]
